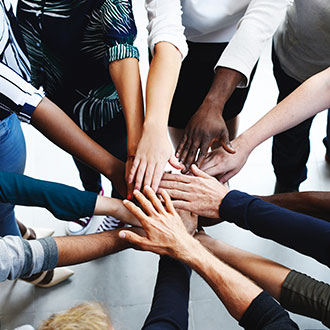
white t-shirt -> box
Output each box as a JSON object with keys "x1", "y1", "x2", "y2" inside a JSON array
[
  {"x1": 274, "y1": 0, "x2": 330, "y2": 82},
  {"x1": 146, "y1": 0, "x2": 289, "y2": 86}
]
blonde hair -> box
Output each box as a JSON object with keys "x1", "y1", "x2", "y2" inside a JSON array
[{"x1": 39, "y1": 302, "x2": 112, "y2": 330}]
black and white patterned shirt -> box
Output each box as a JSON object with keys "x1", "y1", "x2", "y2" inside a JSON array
[{"x1": 0, "y1": 0, "x2": 44, "y2": 123}]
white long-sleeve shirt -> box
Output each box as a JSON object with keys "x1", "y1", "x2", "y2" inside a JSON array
[{"x1": 146, "y1": 0, "x2": 289, "y2": 86}]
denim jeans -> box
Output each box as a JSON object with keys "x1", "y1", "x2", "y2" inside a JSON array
[{"x1": 0, "y1": 114, "x2": 26, "y2": 236}]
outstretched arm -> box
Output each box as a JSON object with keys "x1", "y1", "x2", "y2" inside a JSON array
[
  {"x1": 160, "y1": 166, "x2": 330, "y2": 267},
  {"x1": 129, "y1": 42, "x2": 183, "y2": 192},
  {"x1": 176, "y1": 0, "x2": 289, "y2": 170},
  {"x1": 118, "y1": 187, "x2": 298, "y2": 328},
  {"x1": 200, "y1": 66, "x2": 330, "y2": 181},
  {"x1": 258, "y1": 191, "x2": 330, "y2": 222},
  {"x1": 0, "y1": 227, "x2": 141, "y2": 281},
  {"x1": 0, "y1": 171, "x2": 140, "y2": 226},
  {"x1": 31, "y1": 97, "x2": 126, "y2": 197},
  {"x1": 109, "y1": 58, "x2": 144, "y2": 197}
]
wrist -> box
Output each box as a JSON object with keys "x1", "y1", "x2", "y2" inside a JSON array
[
  {"x1": 172, "y1": 235, "x2": 201, "y2": 263},
  {"x1": 143, "y1": 118, "x2": 168, "y2": 134}
]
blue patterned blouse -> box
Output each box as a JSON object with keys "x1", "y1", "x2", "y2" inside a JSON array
[{"x1": 17, "y1": 0, "x2": 139, "y2": 131}]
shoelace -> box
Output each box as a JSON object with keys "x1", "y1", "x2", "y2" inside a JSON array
[
  {"x1": 74, "y1": 216, "x2": 91, "y2": 227},
  {"x1": 97, "y1": 216, "x2": 122, "y2": 232}
]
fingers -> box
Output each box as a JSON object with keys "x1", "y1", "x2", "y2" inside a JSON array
[
  {"x1": 158, "y1": 180, "x2": 190, "y2": 192},
  {"x1": 119, "y1": 230, "x2": 148, "y2": 249},
  {"x1": 220, "y1": 130, "x2": 235, "y2": 154},
  {"x1": 143, "y1": 185, "x2": 166, "y2": 214},
  {"x1": 171, "y1": 200, "x2": 192, "y2": 212},
  {"x1": 182, "y1": 139, "x2": 201, "y2": 173},
  {"x1": 143, "y1": 163, "x2": 156, "y2": 189},
  {"x1": 123, "y1": 199, "x2": 149, "y2": 225},
  {"x1": 128, "y1": 157, "x2": 140, "y2": 184},
  {"x1": 151, "y1": 163, "x2": 165, "y2": 192},
  {"x1": 175, "y1": 133, "x2": 188, "y2": 159},
  {"x1": 132, "y1": 189, "x2": 157, "y2": 216},
  {"x1": 169, "y1": 154, "x2": 184, "y2": 170},
  {"x1": 190, "y1": 164, "x2": 211, "y2": 179},
  {"x1": 134, "y1": 161, "x2": 147, "y2": 190},
  {"x1": 162, "y1": 189, "x2": 192, "y2": 202},
  {"x1": 159, "y1": 189, "x2": 176, "y2": 214},
  {"x1": 195, "y1": 140, "x2": 209, "y2": 167},
  {"x1": 161, "y1": 172, "x2": 192, "y2": 183},
  {"x1": 219, "y1": 170, "x2": 236, "y2": 183}
]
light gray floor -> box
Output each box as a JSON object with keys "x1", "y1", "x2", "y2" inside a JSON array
[{"x1": 1, "y1": 2, "x2": 330, "y2": 329}]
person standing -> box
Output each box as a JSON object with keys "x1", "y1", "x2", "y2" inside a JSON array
[{"x1": 17, "y1": 0, "x2": 144, "y2": 234}]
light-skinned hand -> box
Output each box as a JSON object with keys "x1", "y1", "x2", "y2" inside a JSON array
[
  {"x1": 159, "y1": 164, "x2": 230, "y2": 218},
  {"x1": 128, "y1": 129, "x2": 183, "y2": 192},
  {"x1": 119, "y1": 186, "x2": 194, "y2": 257}
]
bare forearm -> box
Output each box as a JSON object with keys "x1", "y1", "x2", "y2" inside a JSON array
[
  {"x1": 54, "y1": 230, "x2": 130, "y2": 266},
  {"x1": 240, "y1": 67, "x2": 330, "y2": 153},
  {"x1": 259, "y1": 191, "x2": 330, "y2": 222},
  {"x1": 109, "y1": 58, "x2": 144, "y2": 155},
  {"x1": 94, "y1": 196, "x2": 141, "y2": 227},
  {"x1": 176, "y1": 237, "x2": 262, "y2": 321},
  {"x1": 198, "y1": 236, "x2": 290, "y2": 301},
  {"x1": 31, "y1": 97, "x2": 123, "y2": 180},
  {"x1": 144, "y1": 42, "x2": 181, "y2": 132},
  {"x1": 31, "y1": 97, "x2": 126, "y2": 195},
  {"x1": 202, "y1": 67, "x2": 244, "y2": 113}
]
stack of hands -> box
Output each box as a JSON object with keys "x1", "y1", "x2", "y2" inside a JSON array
[{"x1": 119, "y1": 164, "x2": 231, "y2": 257}]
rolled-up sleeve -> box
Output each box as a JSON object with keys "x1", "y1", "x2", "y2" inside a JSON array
[
  {"x1": 216, "y1": 0, "x2": 289, "y2": 87},
  {"x1": 0, "y1": 236, "x2": 58, "y2": 281},
  {"x1": 101, "y1": 0, "x2": 139, "y2": 62},
  {"x1": 145, "y1": 0, "x2": 188, "y2": 59},
  {"x1": 0, "y1": 62, "x2": 44, "y2": 122}
]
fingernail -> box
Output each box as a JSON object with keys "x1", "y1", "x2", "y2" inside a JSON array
[
  {"x1": 127, "y1": 194, "x2": 133, "y2": 200},
  {"x1": 119, "y1": 231, "x2": 126, "y2": 239}
]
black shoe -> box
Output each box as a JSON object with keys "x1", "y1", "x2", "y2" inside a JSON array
[{"x1": 274, "y1": 181, "x2": 299, "y2": 194}]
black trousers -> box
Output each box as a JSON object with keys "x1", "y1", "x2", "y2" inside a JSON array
[
  {"x1": 73, "y1": 111, "x2": 127, "y2": 199},
  {"x1": 272, "y1": 47, "x2": 317, "y2": 188}
]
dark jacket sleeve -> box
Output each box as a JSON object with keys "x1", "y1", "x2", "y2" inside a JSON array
[
  {"x1": 142, "y1": 255, "x2": 191, "y2": 330},
  {"x1": 0, "y1": 171, "x2": 97, "y2": 221},
  {"x1": 239, "y1": 291, "x2": 299, "y2": 330},
  {"x1": 219, "y1": 190, "x2": 330, "y2": 268}
]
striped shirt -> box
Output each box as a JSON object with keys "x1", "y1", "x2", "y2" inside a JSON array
[
  {"x1": 17, "y1": 0, "x2": 139, "y2": 131},
  {"x1": 0, "y1": 0, "x2": 44, "y2": 123}
]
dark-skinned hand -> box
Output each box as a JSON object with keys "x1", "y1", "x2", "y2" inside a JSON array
[{"x1": 176, "y1": 105, "x2": 235, "y2": 173}]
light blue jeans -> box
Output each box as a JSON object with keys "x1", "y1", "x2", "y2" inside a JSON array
[{"x1": 0, "y1": 114, "x2": 26, "y2": 236}]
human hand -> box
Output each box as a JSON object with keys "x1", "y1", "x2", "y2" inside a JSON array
[
  {"x1": 109, "y1": 160, "x2": 127, "y2": 198},
  {"x1": 176, "y1": 105, "x2": 235, "y2": 173},
  {"x1": 159, "y1": 164, "x2": 230, "y2": 218},
  {"x1": 176, "y1": 209, "x2": 198, "y2": 235},
  {"x1": 119, "y1": 186, "x2": 194, "y2": 258},
  {"x1": 200, "y1": 136, "x2": 250, "y2": 183},
  {"x1": 128, "y1": 128, "x2": 183, "y2": 192},
  {"x1": 125, "y1": 156, "x2": 135, "y2": 199}
]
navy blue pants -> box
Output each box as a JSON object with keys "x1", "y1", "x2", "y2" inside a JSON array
[
  {"x1": 272, "y1": 47, "x2": 330, "y2": 189},
  {"x1": 73, "y1": 111, "x2": 127, "y2": 199}
]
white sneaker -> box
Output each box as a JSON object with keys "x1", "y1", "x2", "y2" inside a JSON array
[
  {"x1": 66, "y1": 216, "x2": 94, "y2": 236},
  {"x1": 66, "y1": 188, "x2": 104, "y2": 236}
]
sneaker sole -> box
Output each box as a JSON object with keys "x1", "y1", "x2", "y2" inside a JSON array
[{"x1": 65, "y1": 216, "x2": 94, "y2": 236}]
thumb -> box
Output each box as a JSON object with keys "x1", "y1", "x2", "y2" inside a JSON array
[
  {"x1": 169, "y1": 154, "x2": 184, "y2": 170},
  {"x1": 119, "y1": 230, "x2": 147, "y2": 247},
  {"x1": 191, "y1": 164, "x2": 211, "y2": 179},
  {"x1": 220, "y1": 130, "x2": 236, "y2": 154}
]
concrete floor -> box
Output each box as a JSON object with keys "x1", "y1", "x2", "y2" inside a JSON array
[{"x1": 1, "y1": 1, "x2": 330, "y2": 329}]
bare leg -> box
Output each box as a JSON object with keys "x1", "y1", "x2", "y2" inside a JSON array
[{"x1": 195, "y1": 230, "x2": 290, "y2": 301}]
